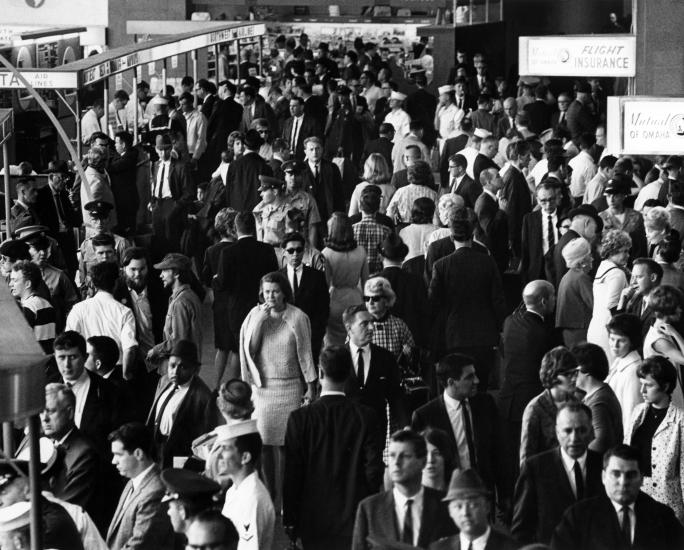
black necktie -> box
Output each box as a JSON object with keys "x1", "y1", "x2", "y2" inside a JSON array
[
  {"x1": 154, "y1": 384, "x2": 179, "y2": 428},
  {"x1": 547, "y1": 214, "x2": 555, "y2": 250},
  {"x1": 157, "y1": 162, "x2": 166, "y2": 199},
  {"x1": 314, "y1": 164, "x2": 319, "y2": 181},
  {"x1": 402, "y1": 499, "x2": 414, "y2": 545},
  {"x1": 291, "y1": 117, "x2": 300, "y2": 150},
  {"x1": 461, "y1": 400, "x2": 477, "y2": 468},
  {"x1": 621, "y1": 506, "x2": 631, "y2": 546},
  {"x1": 357, "y1": 348, "x2": 365, "y2": 388},
  {"x1": 292, "y1": 268, "x2": 299, "y2": 299},
  {"x1": 467, "y1": 542, "x2": 473, "y2": 550},
  {"x1": 573, "y1": 460, "x2": 584, "y2": 500}
]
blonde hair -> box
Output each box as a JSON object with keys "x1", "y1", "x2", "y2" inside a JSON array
[
  {"x1": 364, "y1": 276, "x2": 397, "y2": 308},
  {"x1": 362, "y1": 153, "x2": 391, "y2": 185}
]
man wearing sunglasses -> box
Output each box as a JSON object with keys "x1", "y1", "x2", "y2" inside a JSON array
[{"x1": 279, "y1": 232, "x2": 329, "y2": 362}]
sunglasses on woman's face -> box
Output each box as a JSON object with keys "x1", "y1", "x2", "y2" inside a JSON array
[{"x1": 364, "y1": 295, "x2": 383, "y2": 303}]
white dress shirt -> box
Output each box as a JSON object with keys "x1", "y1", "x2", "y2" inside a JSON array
[
  {"x1": 349, "y1": 341, "x2": 371, "y2": 384},
  {"x1": 436, "y1": 103, "x2": 465, "y2": 141},
  {"x1": 66, "y1": 369, "x2": 90, "y2": 429},
  {"x1": 444, "y1": 391, "x2": 474, "y2": 469},
  {"x1": 155, "y1": 159, "x2": 172, "y2": 199},
  {"x1": 560, "y1": 448, "x2": 587, "y2": 498},
  {"x1": 541, "y1": 210, "x2": 559, "y2": 254},
  {"x1": 157, "y1": 380, "x2": 192, "y2": 436},
  {"x1": 460, "y1": 526, "x2": 491, "y2": 550},
  {"x1": 393, "y1": 486, "x2": 423, "y2": 546},
  {"x1": 184, "y1": 109, "x2": 208, "y2": 159},
  {"x1": 568, "y1": 150, "x2": 597, "y2": 198},
  {"x1": 289, "y1": 114, "x2": 304, "y2": 150},
  {"x1": 610, "y1": 500, "x2": 635, "y2": 544}
]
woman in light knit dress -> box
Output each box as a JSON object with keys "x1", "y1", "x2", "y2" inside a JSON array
[
  {"x1": 587, "y1": 229, "x2": 632, "y2": 362},
  {"x1": 240, "y1": 271, "x2": 317, "y2": 505},
  {"x1": 556, "y1": 237, "x2": 594, "y2": 347},
  {"x1": 323, "y1": 212, "x2": 369, "y2": 346}
]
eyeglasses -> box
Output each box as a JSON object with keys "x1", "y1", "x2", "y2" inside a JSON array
[
  {"x1": 257, "y1": 129, "x2": 269, "y2": 134},
  {"x1": 285, "y1": 247, "x2": 304, "y2": 254},
  {"x1": 364, "y1": 295, "x2": 384, "y2": 303}
]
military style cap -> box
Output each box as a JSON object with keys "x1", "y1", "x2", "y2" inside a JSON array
[
  {"x1": 84, "y1": 200, "x2": 114, "y2": 219},
  {"x1": 213, "y1": 419, "x2": 259, "y2": 445},
  {"x1": 281, "y1": 160, "x2": 305, "y2": 174},
  {"x1": 160, "y1": 468, "x2": 220, "y2": 503},
  {"x1": 390, "y1": 91, "x2": 407, "y2": 102},
  {"x1": 258, "y1": 174, "x2": 284, "y2": 191},
  {"x1": 0, "y1": 239, "x2": 29, "y2": 260}
]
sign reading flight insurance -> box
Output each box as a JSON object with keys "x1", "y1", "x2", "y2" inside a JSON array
[
  {"x1": 519, "y1": 35, "x2": 636, "y2": 77},
  {"x1": 607, "y1": 96, "x2": 684, "y2": 155}
]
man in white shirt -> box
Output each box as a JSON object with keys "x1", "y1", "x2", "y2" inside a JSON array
[
  {"x1": 216, "y1": 420, "x2": 275, "y2": 550},
  {"x1": 383, "y1": 91, "x2": 411, "y2": 142},
  {"x1": 434, "y1": 469, "x2": 517, "y2": 550},
  {"x1": 359, "y1": 70, "x2": 383, "y2": 112},
  {"x1": 434, "y1": 85, "x2": 464, "y2": 153},
  {"x1": 568, "y1": 133, "x2": 598, "y2": 203},
  {"x1": 81, "y1": 99, "x2": 105, "y2": 145},
  {"x1": 584, "y1": 155, "x2": 617, "y2": 204},
  {"x1": 179, "y1": 91, "x2": 207, "y2": 166}
]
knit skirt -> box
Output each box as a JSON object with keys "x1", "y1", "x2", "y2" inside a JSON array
[{"x1": 253, "y1": 377, "x2": 304, "y2": 446}]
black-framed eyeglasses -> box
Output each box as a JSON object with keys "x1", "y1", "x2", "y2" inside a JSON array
[
  {"x1": 285, "y1": 247, "x2": 304, "y2": 254},
  {"x1": 364, "y1": 295, "x2": 384, "y2": 303}
]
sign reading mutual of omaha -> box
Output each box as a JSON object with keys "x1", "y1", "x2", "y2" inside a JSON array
[{"x1": 519, "y1": 34, "x2": 636, "y2": 78}]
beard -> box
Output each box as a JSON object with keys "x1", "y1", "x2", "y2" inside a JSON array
[{"x1": 125, "y1": 274, "x2": 146, "y2": 292}]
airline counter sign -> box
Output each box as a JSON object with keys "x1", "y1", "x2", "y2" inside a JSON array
[{"x1": 519, "y1": 35, "x2": 636, "y2": 77}]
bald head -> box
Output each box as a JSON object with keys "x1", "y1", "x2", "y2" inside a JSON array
[
  {"x1": 479, "y1": 167, "x2": 502, "y2": 191},
  {"x1": 523, "y1": 280, "x2": 555, "y2": 316}
]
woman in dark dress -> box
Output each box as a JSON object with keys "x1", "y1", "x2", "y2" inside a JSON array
[{"x1": 202, "y1": 207, "x2": 238, "y2": 389}]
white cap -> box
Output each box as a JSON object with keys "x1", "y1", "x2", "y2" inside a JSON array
[
  {"x1": 213, "y1": 419, "x2": 259, "y2": 444},
  {"x1": 438, "y1": 85, "x2": 453, "y2": 95},
  {"x1": 15, "y1": 437, "x2": 57, "y2": 474},
  {"x1": 149, "y1": 95, "x2": 169, "y2": 106},
  {"x1": 390, "y1": 91, "x2": 407, "y2": 102},
  {"x1": 0, "y1": 501, "x2": 31, "y2": 533},
  {"x1": 473, "y1": 128, "x2": 492, "y2": 139}
]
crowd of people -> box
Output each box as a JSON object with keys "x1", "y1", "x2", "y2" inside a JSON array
[{"x1": 3, "y1": 30, "x2": 684, "y2": 550}]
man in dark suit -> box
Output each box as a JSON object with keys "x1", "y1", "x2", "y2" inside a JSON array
[
  {"x1": 453, "y1": 78, "x2": 477, "y2": 113},
  {"x1": 412, "y1": 354, "x2": 506, "y2": 504},
  {"x1": 500, "y1": 281, "x2": 558, "y2": 467},
  {"x1": 472, "y1": 136, "x2": 500, "y2": 187},
  {"x1": 378, "y1": 234, "x2": 428, "y2": 347},
  {"x1": 502, "y1": 140, "x2": 533, "y2": 261},
  {"x1": 284, "y1": 346, "x2": 384, "y2": 550},
  {"x1": 438, "y1": 127, "x2": 471, "y2": 192},
  {"x1": 34, "y1": 162, "x2": 80, "y2": 275},
  {"x1": 238, "y1": 85, "x2": 276, "y2": 134},
  {"x1": 201, "y1": 80, "x2": 243, "y2": 181},
  {"x1": 225, "y1": 129, "x2": 273, "y2": 212},
  {"x1": 146, "y1": 340, "x2": 219, "y2": 468},
  {"x1": 497, "y1": 97, "x2": 518, "y2": 139},
  {"x1": 474, "y1": 168, "x2": 509, "y2": 274},
  {"x1": 523, "y1": 85, "x2": 554, "y2": 135},
  {"x1": 513, "y1": 402, "x2": 605, "y2": 545},
  {"x1": 551, "y1": 444, "x2": 684, "y2": 550},
  {"x1": 107, "y1": 422, "x2": 174, "y2": 550},
  {"x1": 390, "y1": 144, "x2": 422, "y2": 191},
  {"x1": 616, "y1": 258, "x2": 662, "y2": 340},
  {"x1": 552, "y1": 204, "x2": 602, "y2": 287},
  {"x1": 343, "y1": 305, "x2": 408, "y2": 435},
  {"x1": 565, "y1": 83, "x2": 597, "y2": 145},
  {"x1": 521, "y1": 183, "x2": 561, "y2": 284},
  {"x1": 196, "y1": 78, "x2": 217, "y2": 121},
  {"x1": 280, "y1": 232, "x2": 329, "y2": 361},
  {"x1": 430, "y1": 469, "x2": 518, "y2": 550},
  {"x1": 446, "y1": 153, "x2": 481, "y2": 209},
  {"x1": 296, "y1": 79, "x2": 327, "y2": 132},
  {"x1": 9, "y1": 177, "x2": 40, "y2": 236},
  {"x1": 550, "y1": 92, "x2": 571, "y2": 131},
  {"x1": 108, "y1": 130, "x2": 139, "y2": 236},
  {"x1": 404, "y1": 72, "x2": 438, "y2": 148},
  {"x1": 150, "y1": 133, "x2": 194, "y2": 258},
  {"x1": 352, "y1": 428, "x2": 456, "y2": 549},
  {"x1": 53, "y1": 331, "x2": 120, "y2": 455},
  {"x1": 363, "y1": 122, "x2": 395, "y2": 171},
  {"x1": 300, "y1": 136, "x2": 344, "y2": 237},
  {"x1": 281, "y1": 96, "x2": 321, "y2": 160},
  {"x1": 215, "y1": 212, "x2": 278, "y2": 378}
]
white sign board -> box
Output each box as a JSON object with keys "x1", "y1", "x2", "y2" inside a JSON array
[
  {"x1": 519, "y1": 35, "x2": 636, "y2": 77},
  {"x1": 607, "y1": 96, "x2": 684, "y2": 155},
  {"x1": 0, "y1": 70, "x2": 78, "y2": 89},
  {"x1": 5, "y1": 0, "x2": 108, "y2": 27}
]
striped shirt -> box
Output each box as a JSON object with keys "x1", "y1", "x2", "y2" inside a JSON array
[
  {"x1": 21, "y1": 294, "x2": 56, "y2": 354},
  {"x1": 353, "y1": 215, "x2": 392, "y2": 275}
]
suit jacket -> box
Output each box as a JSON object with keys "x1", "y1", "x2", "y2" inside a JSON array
[
  {"x1": 51, "y1": 428, "x2": 100, "y2": 515},
  {"x1": 304, "y1": 94, "x2": 328, "y2": 131},
  {"x1": 352, "y1": 486, "x2": 456, "y2": 550},
  {"x1": 390, "y1": 168, "x2": 409, "y2": 190},
  {"x1": 215, "y1": 236, "x2": 279, "y2": 336},
  {"x1": 429, "y1": 529, "x2": 518, "y2": 550},
  {"x1": 473, "y1": 154, "x2": 499, "y2": 186},
  {"x1": 344, "y1": 343, "x2": 408, "y2": 429},
  {"x1": 363, "y1": 136, "x2": 394, "y2": 172},
  {"x1": 106, "y1": 464, "x2": 174, "y2": 550},
  {"x1": 497, "y1": 116, "x2": 517, "y2": 140},
  {"x1": 520, "y1": 209, "x2": 555, "y2": 284},
  {"x1": 379, "y1": 265, "x2": 428, "y2": 346},
  {"x1": 474, "y1": 192, "x2": 509, "y2": 273},
  {"x1": 618, "y1": 291, "x2": 656, "y2": 342},
  {"x1": 424, "y1": 237, "x2": 489, "y2": 286},
  {"x1": 108, "y1": 147, "x2": 140, "y2": 226},
  {"x1": 502, "y1": 165, "x2": 532, "y2": 257},
  {"x1": 583, "y1": 383, "x2": 623, "y2": 454},
  {"x1": 226, "y1": 150, "x2": 273, "y2": 212},
  {"x1": 282, "y1": 114, "x2": 321, "y2": 160},
  {"x1": 200, "y1": 94, "x2": 217, "y2": 120},
  {"x1": 551, "y1": 110, "x2": 569, "y2": 132},
  {"x1": 146, "y1": 375, "x2": 219, "y2": 467},
  {"x1": 300, "y1": 158, "x2": 344, "y2": 222},
  {"x1": 470, "y1": 109, "x2": 497, "y2": 135},
  {"x1": 512, "y1": 448, "x2": 605, "y2": 545},
  {"x1": 239, "y1": 98, "x2": 276, "y2": 133},
  {"x1": 35, "y1": 184, "x2": 80, "y2": 236},
  {"x1": 523, "y1": 99, "x2": 554, "y2": 135},
  {"x1": 71, "y1": 370, "x2": 120, "y2": 455},
  {"x1": 439, "y1": 134, "x2": 469, "y2": 186},
  {"x1": 208, "y1": 97, "x2": 242, "y2": 143},
  {"x1": 550, "y1": 493, "x2": 684, "y2": 550},
  {"x1": 499, "y1": 310, "x2": 557, "y2": 423},
  {"x1": 284, "y1": 395, "x2": 384, "y2": 544},
  {"x1": 451, "y1": 174, "x2": 482, "y2": 209},
  {"x1": 151, "y1": 158, "x2": 194, "y2": 206},
  {"x1": 113, "y1": 276, "x2": 169, "y2": 344},
  {"x1": 565, "y1": 99, "x2": 596, "y2": 143},
  {"x1": 280, "y1": 265, "x2": 329, "y2": 359},
  {"x1": 412, "y1": 394, "x2": 505, "y2": 495}
]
